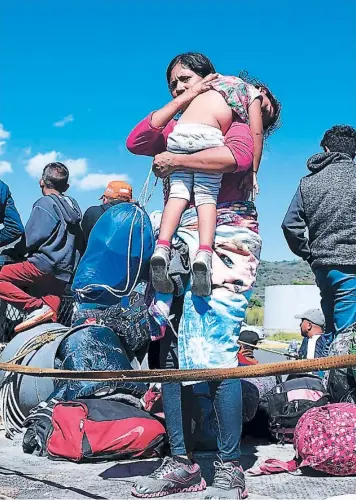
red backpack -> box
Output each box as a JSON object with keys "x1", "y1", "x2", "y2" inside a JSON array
[
  {"x1": 47, "y1": 399, "x2": 166, "y2": 462},
  {"x1": 249, "y1": 403, "x2": 356, "y2": 477}
]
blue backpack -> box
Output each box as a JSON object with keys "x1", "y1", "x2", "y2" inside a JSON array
[{"x1": 72, "y1": 202, "x2": 154, "y2": 304}]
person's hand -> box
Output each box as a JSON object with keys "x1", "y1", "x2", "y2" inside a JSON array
[
  {"x1": 240, "y1": 170, "x2": 259, "y2": 201},
  {"x1": 240, "y1": 170, "x2": 253, "y2": 200},
  {"x1": 152, "y1": 152, "x2": 176, "y2": 178},
  {"x1": 252, "y1": 171, "x2": 259, "y2": 200},
  {"x1": 190, "y1": 73, "x2": 219, "y2": 97},
  {"x1": 178, "y1": 73, "x2": 219, "y2": 107}
]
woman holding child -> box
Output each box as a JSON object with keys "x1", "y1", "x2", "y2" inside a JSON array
[{"x1": 127, "y1": 52, "x2": 280, "y2": 499}]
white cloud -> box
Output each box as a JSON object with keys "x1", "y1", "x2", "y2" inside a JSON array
[
  {"x1": 65, "y1": 158, "x2": 88, "y2": 177},
  {"x1": 0, "y1": 124, "x2": 10, "y2": 140},
  {"x1": 53, "y1": 114, "x2": 74, "y2": 127},
  {"x1": 25, "y1": 151, "x2": 60, "y2": 178},
  {"x1": 0, "y1": 124, "x2": 12, "y2": 171},
  {"x1": 23, "y1": 146, "x2": 32, "y2": 156},
  {"x1": 73, "y1": 173, "x2": 130, "y2": 191},
  {"x1": 25, "y1": 151, "x2": 88, "y2": 181},
  {"x1": 0, "y1": 161, "x2": 13, "y2": 175},
  {"x1": 24, "y1": 151, "x2": 128, "y2": 191}
]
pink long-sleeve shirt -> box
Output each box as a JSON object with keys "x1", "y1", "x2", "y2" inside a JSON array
[{"x1": 126, "y1": 113, "x2": 254, "y2": 204}]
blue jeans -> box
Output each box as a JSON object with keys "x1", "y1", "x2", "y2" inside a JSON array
[
  {"x1": 314, "y1": 266, "x2": 356, "y2": 335},
  {"x1": 162, "y1": 379, "x2": 242, "y2": 461}
]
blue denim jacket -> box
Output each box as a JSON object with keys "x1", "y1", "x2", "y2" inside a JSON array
[{"x1": 0, "y1": 180, "x2": 24, "y2": 248}]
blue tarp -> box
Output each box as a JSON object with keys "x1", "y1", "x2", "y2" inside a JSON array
[{"x1": 72, "y1": 203, "x2": 154, "y2": 305}]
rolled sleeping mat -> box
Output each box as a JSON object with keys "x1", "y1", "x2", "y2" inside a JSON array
[
  {"x1": 0, "y1": 323, "x2": 69, "y2": 418},
  {"x1": 0, "y1": 323, "x2": 148, "y2": 433}
]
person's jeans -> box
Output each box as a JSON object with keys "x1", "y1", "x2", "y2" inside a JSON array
[
  {"x1": 314, "y1": 266, "x2": 356, "y2": 335},
  {"x1": 162, "y1": 379, "x2": 242, "y2": 461},
  {"x1": 160, "y1": 296, "x2": 242, "y2": 461}
]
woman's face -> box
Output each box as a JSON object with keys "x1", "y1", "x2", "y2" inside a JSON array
[{"x1": 168, "y1": 63, "x2": 203, "y2": 98}]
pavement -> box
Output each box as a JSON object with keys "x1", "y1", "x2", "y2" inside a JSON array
[
  {"x1": 1, "y1": 344, "x2": 355, "y2": 499},
  {"x1": 1, "y1": 430, "x2": 356, "y2": 499}
]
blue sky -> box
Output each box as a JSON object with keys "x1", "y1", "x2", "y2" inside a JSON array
[{"x1": 1, "y1": 0, "x2": 355, "y2": 261}]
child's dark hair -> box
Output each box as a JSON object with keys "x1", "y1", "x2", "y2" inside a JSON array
[
  {"x1": 238, "y1": 70, "x2": 281, "y2": 137},
  {"x1": 42, "y1": 162, "x2": 69, "y2": 192}
]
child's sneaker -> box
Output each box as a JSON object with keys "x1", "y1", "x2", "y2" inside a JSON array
[
  {"x1": 150, "y1": 246, "x2": 174, "y2": 294},
  {"x1": 132, "y1": 456, "x2": 206, "y2": 498},
  {"x1": 204, "y1": 460, "x2": 248, "y2": 499},
  {"x1": 191, "y1": 250, "x2": 212, "y2": 297}
]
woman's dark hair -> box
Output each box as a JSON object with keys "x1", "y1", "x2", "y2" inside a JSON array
[
  {"x1": 166, "y1": 52, "x2": 216, "y2": 84},
  {"x1": 320, "y1": 125, "x2": 356, "y2": 159},
  {"x1": 42, "y1": 162, "x2": 69, "y2": 192},
  {"x1": 238, "y1": 70, "x2": 281, "y2": 137}
]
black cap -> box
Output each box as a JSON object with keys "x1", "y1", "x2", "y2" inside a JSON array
[{"x1": 239, "y1": 330, "x2": 260, "y2": 346}]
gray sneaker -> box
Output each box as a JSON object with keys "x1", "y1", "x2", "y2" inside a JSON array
[
  {"x1": 191, "y1": 250, "x2": 212, "y2": 297},
  {"x1": 132, "y1": 456, "x2": 206, "y2": 498},
  {"x1": 204, "y1": 461, "x2": 248, "y2": 499},
  {"x1": 150, "y1": 246, "x2": 174, "y2": 294}
]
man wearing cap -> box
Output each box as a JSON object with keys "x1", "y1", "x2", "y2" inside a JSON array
[
  {"x1": 295, "y1": 308, "x2": 328, "y2": 360},
  {"x1": 81, "y1": 181, "x2": 133, "y2": 247}
]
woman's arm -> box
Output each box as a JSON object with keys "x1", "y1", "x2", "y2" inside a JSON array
[
  {"x1": 150, "y1": 93, "x2": 194, "y2": 129},
  {"x1": 248, "y1": 99, "x2": 264, "y2": 199},
  {"x1": 248, "y1": 99, "x2": 264, "y2": 174},
  {"x1": 126, "y1": 74, "x2": 219, "y2": 156},
  {"x1": 152, "y1": 122, "x2": 253, "y2": 178},
  {"x1": 126, "y1": 114, "x2": 172, "y2": 157},
  {"x1": 153, "y1": 147, "x2": 237, "y2": 176}
]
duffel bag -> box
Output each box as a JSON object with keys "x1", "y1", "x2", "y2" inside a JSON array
[{"x1": 47, "y1": 399, "x2": 166, "y2": 462}]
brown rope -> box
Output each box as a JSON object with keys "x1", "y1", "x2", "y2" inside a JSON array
[{"x1": 0, "y1": 353, "x2": 355, "y2": 383}]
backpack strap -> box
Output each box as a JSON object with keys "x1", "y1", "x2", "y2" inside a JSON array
[{"x1": 247, "y1": 458, "x2": 299, "y2": 475}]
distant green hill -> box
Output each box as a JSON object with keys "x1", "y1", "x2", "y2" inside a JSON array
[{"x1": 253, "y1": 260, "x2": 315, "y2": 304}]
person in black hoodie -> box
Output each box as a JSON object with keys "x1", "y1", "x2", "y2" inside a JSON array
[
  {"x1": 81, "y1": 180, "x2": 133, "y2": 247},
  {"x1": 0, "y1": 162, "x2": 83, "y2": 333},
  {"x1": 282, "y1": 125, "x2": 356, "y2": 337}
]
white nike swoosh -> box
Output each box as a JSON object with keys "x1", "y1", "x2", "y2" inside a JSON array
[{"x1": 110, "y1": 426, "x2": 145, "y2": 444}]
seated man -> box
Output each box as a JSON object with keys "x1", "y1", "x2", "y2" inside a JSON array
[
  {"x1": 0, "y1": 180, "x2": 24, "y2": 264},
  {"x1": 81, "y1": 180, "x2": 133, "y2": 248},
  {"x1": 0, "y1": 162, "x2": 83, "y2": 333},
  {"x1": 295, "y1": 308, "x2": 328, "y2": 359}
]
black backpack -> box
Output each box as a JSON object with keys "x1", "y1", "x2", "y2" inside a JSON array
[{"x1": 260, "y1": 375, "x2": 329, "y2": 443}]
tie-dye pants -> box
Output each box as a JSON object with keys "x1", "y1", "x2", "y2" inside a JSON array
[{"x1": 150, "y1": 200, "x2": 262, "y2": 370}]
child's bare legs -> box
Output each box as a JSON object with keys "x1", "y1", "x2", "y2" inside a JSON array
[
  {"x1": 151, "y1": 172, "x2": 192, "y2": 294},
  {"x1": 158, "y1": 198, "x2": 188, "y2": 243},
  {"x1": 191, "y1": 203, "x2": 217, "y2": 297},
  {"x1": 197, "y1": 203, "x2": 217, "y2": 248},
  {"x1": 191, "y1": 173, "x2": 222, "y2": 297}
]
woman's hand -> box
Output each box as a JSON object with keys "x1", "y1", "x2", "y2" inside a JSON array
[
  {"x1": 183, "y1": 73, "x2": 219, "y2": 102},
  {"x1": 239, "y1": 170, "x2": 259, "y2": 201},
  {"x1": 240, "y1": 170, "x2": 260, "y2": 201},
  {"x1": 240, "y1": 170, "x2": 253, "y2": 200},
  {"x1": 252, "y1": 171, "x2": 259, "y2": 200},
  {"x1": 151, "y1": 74, "x2": 219, "y2": 129},
  {"x1": 152, "y1": 152, "x2": 177, "y2": 178}
]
